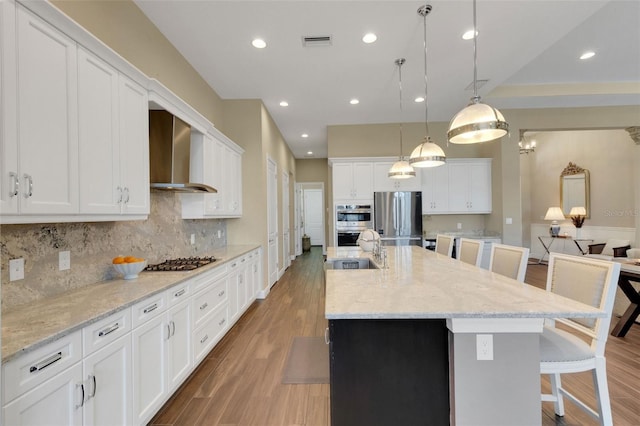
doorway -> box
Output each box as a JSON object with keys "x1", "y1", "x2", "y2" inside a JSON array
[
  {"x1": 267, "y1": 157, "x2": 278, "y2": 287},
  {"x1": 300, "y1": 183, "x2": 325, "y2": 254}
]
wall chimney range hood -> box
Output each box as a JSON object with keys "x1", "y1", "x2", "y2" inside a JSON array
[{"x1": 149, "y1": 110, "x2": 217, "y2": 193}]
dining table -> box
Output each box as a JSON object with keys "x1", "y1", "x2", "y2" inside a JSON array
[{"x1": 611, "y1": 260, "x2": 640, "y2": 337}]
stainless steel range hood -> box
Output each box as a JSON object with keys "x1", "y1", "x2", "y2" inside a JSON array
[{"x1": 149, "y1": 110, "x2": 217, "y2": 193}]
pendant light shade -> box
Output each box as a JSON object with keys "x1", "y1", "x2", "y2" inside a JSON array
[
  {"x1": 447, "y1": 0, "x2": 508, "y2": 144},
  {"x1": 409, "y1": 4, "x2": 446, "y2": 169},
  {"x1": 389, "y1": 58, "x2": 416, "y2": 179}
]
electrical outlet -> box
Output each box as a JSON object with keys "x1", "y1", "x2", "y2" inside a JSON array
[
  {"x1": 506, "y1": 217, "x2": 513, "y2": 225},
  {"x1": 457, "y1": 223, "x2": 462, "y2": 230},
  {"x1": 59, "y1": 251, "x2": 70, "y2": 271},
  {"x1": 476, "y1": 334, "x2": 493, "y2": 361},
  {"x1": 190, "y1": 234, "x2": 195, "y2": 245},
  {"x1": 217, "y1": 230, "x2": 222, "y2": 238},
  {"x1": 9, "y1": 258, "x2": 24, "y2": 281}
]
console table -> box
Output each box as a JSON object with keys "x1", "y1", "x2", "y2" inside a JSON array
[{"x1": 537, "y1": 235, "x2": 593, "y2": 263}]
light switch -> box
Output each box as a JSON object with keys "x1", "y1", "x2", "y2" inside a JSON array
[
  {"x1": 59, "y1": 251, "x2": 70, "y2": 271},
  {"x1": 9, "y1": 258, "x2": 24, "y2": 281},
  {"x1": 457, "y1": 223, "x2": 462, "y2": 230},
  {"x1": 505, "y1": 217, "x2": 513, "y2": 225},
  {"x1": 190, "y1": 234, "x2": 195, "y2": 245}
]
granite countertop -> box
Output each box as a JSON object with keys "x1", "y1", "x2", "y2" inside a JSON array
[
  {"x1": 325, "y1": 246, "x2": 604, "y2": 320},
  {"x1": 2, "y1": 244, "x2": 259, "y2": 363}
]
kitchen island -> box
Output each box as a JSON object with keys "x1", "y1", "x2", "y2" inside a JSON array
[{"x1": 325, "y1": 246, "x2": 605, "y2": 426}]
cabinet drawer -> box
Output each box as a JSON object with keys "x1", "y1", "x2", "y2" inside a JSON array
[
  {"x1": 192, "y1": 264, "x2": 228, "y2": 294},
  {"x1": 193, "y1": 303, "x2": 228, "y2": 363},
  {"x1": 131, "y1": 292, "x2": 167, "y2": 328},
  {"x1": 2, "y1": 330, "x2": 82, "y2": 403},
  {"x1": 167, "y1": 281, "x2": 191, "y2": 307},
  {"x1": 192, "y1": 277, "x2": 228, "y2": 328},
  {"x1": 82, "y1": 309, "x2": 131, "y2": 356}
]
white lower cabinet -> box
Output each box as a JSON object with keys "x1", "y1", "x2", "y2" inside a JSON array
[
  {"x1": 3, "y1": 249, "x2": 262, "y2": 426},
  {"x1": 3, "y1": 362, "x2": 83, "y2": 426}
]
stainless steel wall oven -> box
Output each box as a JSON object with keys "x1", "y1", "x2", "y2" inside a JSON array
[{"x1": 335, "y1": 204, "x2": 372, "y2": 246}]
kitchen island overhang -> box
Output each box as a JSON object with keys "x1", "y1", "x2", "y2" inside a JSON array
[{"x1": 325, "y1": 246, "x2": 604, "y2": 426}]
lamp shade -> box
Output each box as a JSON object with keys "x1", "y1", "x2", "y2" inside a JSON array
[
  {"x1": 388, "y1": 160, "x2": 416, "y2": 179},
  {"x1": 569, "y1": 206, "x2": 586, "y2": 216},
  {"x1": 448, "y1": 100, "x2": 509, "y2": 144},
  {"x1": 409, "y1": 137, "x2": 446, "y2": 168},
  {"x1": 544, "y1": 207, "x2": 565, "y2": 221}
]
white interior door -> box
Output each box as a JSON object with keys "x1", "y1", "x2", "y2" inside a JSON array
[
  {"x1": 294, "y1": 183, "x2": 302, "y2": 256},
  {"x1": 303, "y1": 188, "x2": 324, "y2": 247},
  {"x1": 282, "y1": 170, "x2": 291, "y2": 270},
  {"x1": 267, "y1": 157, "x2": 278, "y2": 287}
]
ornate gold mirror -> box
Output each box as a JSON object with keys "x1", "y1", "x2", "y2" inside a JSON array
[{"x1": 560, "y1": 162, "x2": 590, "y2": 217}]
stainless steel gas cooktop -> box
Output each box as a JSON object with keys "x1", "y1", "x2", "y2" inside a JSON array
[{"x1": 144, "y1": 256, "x2": 217, "y2": 272}]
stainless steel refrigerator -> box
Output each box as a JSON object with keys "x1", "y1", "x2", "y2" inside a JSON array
[{"x1": 374, "y1": 191, "x2": 423, "y2": 246}]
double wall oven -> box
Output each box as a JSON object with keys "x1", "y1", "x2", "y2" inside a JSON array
[{"x1": 335, "y1": 204, "x2": 372, "y2": 246}]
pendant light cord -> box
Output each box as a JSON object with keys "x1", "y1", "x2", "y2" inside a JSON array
[
  {"x1": 397, "y1": 58, "x2": 405, "y2": 160},
  {"x1": 472, "y1": 0, "x2": 479, "y2": 100},
  {"x1": 422, "y1": 9, "x2": 430, "y2": 141}
]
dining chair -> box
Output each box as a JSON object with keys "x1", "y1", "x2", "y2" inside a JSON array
[
  {"x1": 488, "y1": 243, "x2": 530, "y2": 282},
  {"x1": 435, "y1": 234, "x2": 454, "y2": 257},
  {"x1": 457, "y1": 238, "x2": 484, "y2": 267},
  {"x1": 540, "y1": 253, "x2": 621, "y2": 426}
]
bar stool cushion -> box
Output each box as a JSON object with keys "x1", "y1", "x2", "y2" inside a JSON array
[{"x1": 540, "y1": 327, "x2": 593, "y2": 363}]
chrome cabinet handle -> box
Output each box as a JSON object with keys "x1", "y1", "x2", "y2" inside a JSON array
[
  {"x1": 143, "y1": 303, "x2": 158, "y2": 314},
  {"x1": 167, "y1": 324, "x2": 172, "y2": 340},
  {"x1": 325, "y1": 327, "x2": 330, "y2": 344},
  {"x1": 76, "y1": 383, "x2": 85, "y2": 409},
  {"x1": 116, "y1": 186, "x2": 123, "y2": 203},
  {"x1": 218, "y1": 290, "x2": 225, "y2": 297},
  {"x1": 89, "y1": 374, "x2": 97, "y2": 398},
  {"x1": 174, "y1": 289, "x2": 186, "y2": 298},
  {"x1": 9, "y1": 172, "x2": 18, "y2": 197},
  {"x1": 123, "y1": 187, "x2": 130, "y2": 204},
  {"x1": 30, "y1": 351, "x2": 62, "y2": 373},
  {"x1": 171, "y1": 321, "x2": 176, "y2": 337},
  {"x1": 218, "y1": 318, "x2": 226, "y2": 327},
  {"x1": 200, "y1": 334, "x2": 209, "y2": 344},
  {"x1": 23, "y1": 173, "x2": 33, "y2": 198},
  {"x1": 200, "y1": 302, "x2": 208, "y2": 311},
  {"x1": 98, "y1": 323, "x2": 120, "y2": 337}
]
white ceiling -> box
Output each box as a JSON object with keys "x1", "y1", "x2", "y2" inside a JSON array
[{"x1": 134, "y1": 0, "x2": 640, "y2": 159}]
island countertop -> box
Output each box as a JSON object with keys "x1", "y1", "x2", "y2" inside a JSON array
[{"x1": 325, "y1": 246, "x2": 604, "y2": 320}]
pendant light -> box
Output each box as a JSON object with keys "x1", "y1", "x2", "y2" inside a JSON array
[
  {"x1": 447, "y1": 0, "x2": 508, "y2": 144},
  {"x1": 388, "y1": 58, "x2": 416, "y2": 179},
  {"x1": 409, "y1": 4, "x2": 446, "y2": 168}
]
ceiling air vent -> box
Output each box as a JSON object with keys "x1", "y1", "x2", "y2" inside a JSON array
[
  {"x1": 465, "y1": 79, "x2": 488, "y2": 91},
  {"x1": 302, "y1": 35, "x2": 332, "y2": 47}
]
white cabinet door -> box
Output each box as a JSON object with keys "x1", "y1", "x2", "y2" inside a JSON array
[
  {"x1": 131, "y1": 314, "x2": 167, "y2": 425},
  {"x1": 448, "y1": 160, "x2": 492, "y2": 213},
  {"x1": 333, "y1": 162, "x2": 373, "y2": 201},
  {"x1": 3, "y1": 363, "x2": 83, "y2": 426},
  {"x1": 422, "y1": 165, "x2": 449, "y2": 214},
  {"x1": 374, "y1": 162, "x2": 422, "y2": 192},
  {"x1": 78, "y1": 48, "x2": 120, "y2": 214},
  {"x1": 227, "y1": 260, "x2": 240, "y2": 323},
  {"x1": 83, "y1": 335, "x2": 132, "y2": 426},
  {"x1": 1, "y1": 0, "x2": 19, "y2": 215},
  {"x1": 118, "y1": 75, "x2": 150, "y2": 215},
  {"x1": 166, "y1": 299, "x2": 192, "y2": 393},
  {"x1": 16, "y1": 5, "x2": 78, "y2": 214},
  {"x1": 226, "y1": 147, "x2": 242, "y2": 216}
]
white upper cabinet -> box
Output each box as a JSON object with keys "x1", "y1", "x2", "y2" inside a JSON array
[
  {"x1": 332, "y1": 162, "x2": 374, "y2": 201},
  {"x1": 373, "y1": 162, "x2": 422, "y2": 192},
  {"x1": 181, "y1": 130, "x2": 244, "y2": 219},
  {"x1": 447, "y1": 159, "x2": 492, "y2": 214},
  {"x1": 2, "y1": 4, "x2": 79, "y2": 218},
  {"x1": 1, "y1": 2, "x2": 149, "y2": 224},
  {"x1": 421, "y1": 165, "x2": 449, "y2": 214}
]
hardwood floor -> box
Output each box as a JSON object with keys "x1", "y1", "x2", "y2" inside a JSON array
[{"x1": 150, "y1": 249, "x2": 640, "y2": 426}]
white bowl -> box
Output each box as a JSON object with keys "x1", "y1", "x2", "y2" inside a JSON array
[{"x1": 113, "y1": 260, "x2": 147, "y2": 280}]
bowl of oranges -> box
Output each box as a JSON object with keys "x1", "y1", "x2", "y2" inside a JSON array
[{"x1": 112, "y1": 255, "x2": 146, "y2": 280}]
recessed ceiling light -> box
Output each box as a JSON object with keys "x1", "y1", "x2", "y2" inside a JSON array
[
  {"x1": 350, "y1": 99, "x2": 359, "y2": 105},
  {"x1": 301, "y1": 133, "x2": 309, "y2": 138},
  {"x1": 580, "y1": 51, "x2": 595, "y2": 60},
  {"x1": 252, "y1": 38, "x2": 266, "y2": 49},
  {"x1": 414, "y1": 96, "x2": 425, "y2": 103},
  {"x1": 362, "y1": 33, "x2": 377, "y2": 44},
  {"x1": 307, "y1": 151, "x2": 313, "y2": 155},
  {"x1": 279, "y1": 101, "x2": 289, "y2": 107},
  {"x1": 462, "y1": 30, "x2": 477, "y2": 40}
]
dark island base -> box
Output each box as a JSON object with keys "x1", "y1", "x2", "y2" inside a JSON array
[{"x1": 329, "y1": 319, "x2": 450, "y2": 426}]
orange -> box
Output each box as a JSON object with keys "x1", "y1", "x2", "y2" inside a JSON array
[
  {"x1": 112, "y1": 256, "x2": 125, "y2": 264},
  {"x1": 124, "y1": 256, "x2": 137, "y2": 263}
]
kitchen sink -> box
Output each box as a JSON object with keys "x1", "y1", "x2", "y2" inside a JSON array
[{"x1": 325, "y1": 258, "x2": 379, "y2": 270}]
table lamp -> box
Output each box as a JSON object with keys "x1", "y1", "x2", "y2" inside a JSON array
[{"x1": 544, "y1": 207, "x2": 565, "y2": 237}]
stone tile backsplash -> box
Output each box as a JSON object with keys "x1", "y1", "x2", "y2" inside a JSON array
[{"x1": 0, "y1": 192, "x2": 226, "y2": 311}]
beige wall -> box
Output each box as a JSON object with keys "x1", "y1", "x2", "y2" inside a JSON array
[{"x1": 52, "y1": 0, "x2": 224, "y2": 128}]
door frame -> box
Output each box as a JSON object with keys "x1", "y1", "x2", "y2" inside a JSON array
[{"x1": 299, "y1": 182, "x2": 326, "y2": 255}]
